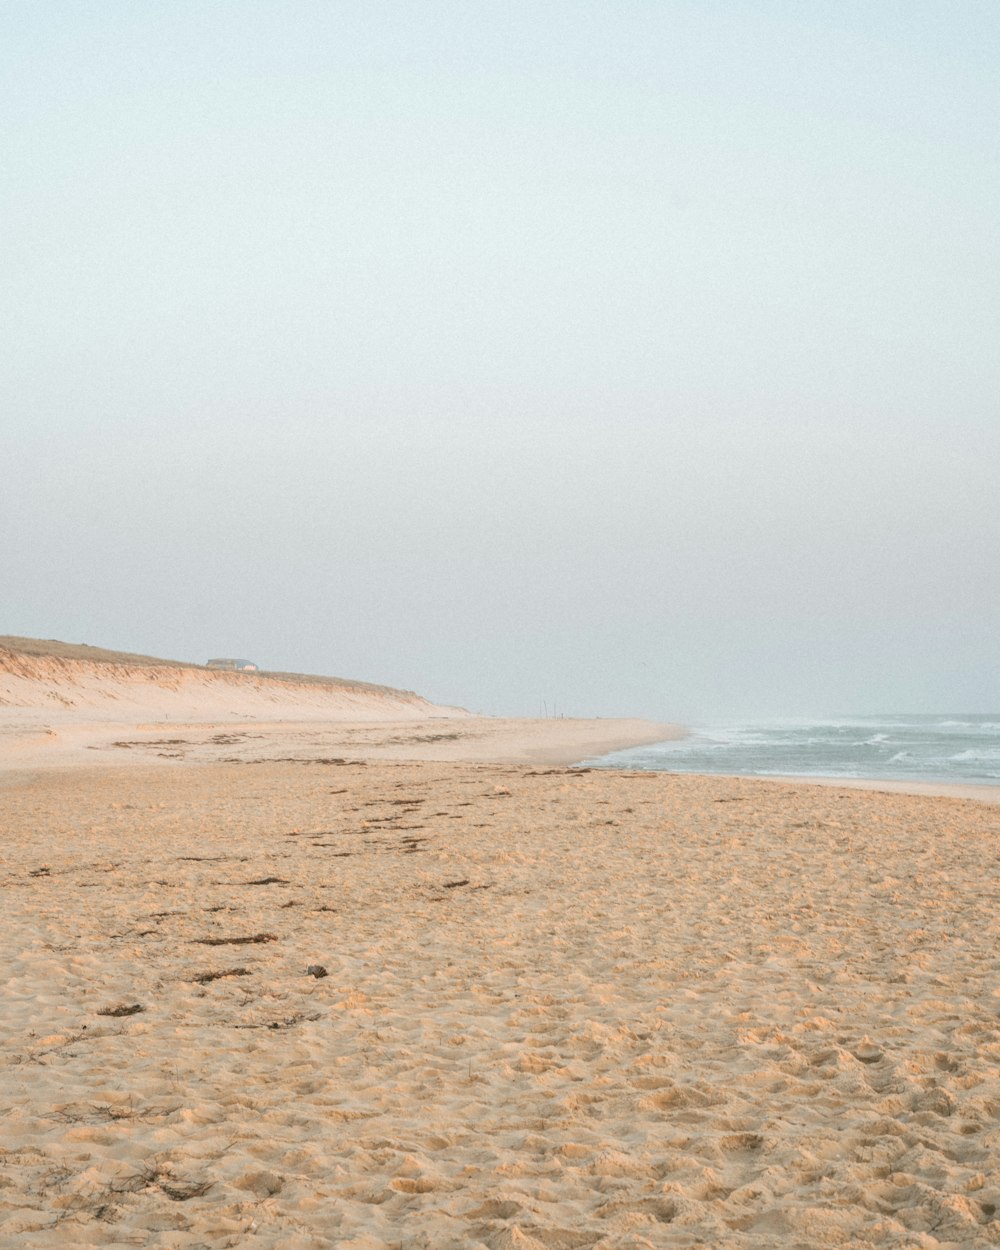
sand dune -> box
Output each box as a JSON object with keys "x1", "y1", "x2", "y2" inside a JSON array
[{"x1": 0, "y1": 643, "x2": 452, "y2": 723}]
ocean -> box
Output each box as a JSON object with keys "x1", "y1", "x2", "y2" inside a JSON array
[{"x1": 586, "y1": 714, "x2": 1000, "y2": 786}]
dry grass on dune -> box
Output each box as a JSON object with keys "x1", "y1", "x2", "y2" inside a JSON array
[{"x1": 0, "y1": 635, "x2": 199, "y2": 669}]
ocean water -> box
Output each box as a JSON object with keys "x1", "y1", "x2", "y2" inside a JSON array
[{"x1": 586, "y1": 715, "x2": 1000, "y2": 786}]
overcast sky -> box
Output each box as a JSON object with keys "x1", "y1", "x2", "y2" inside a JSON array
[{"x1": 4, "y1": 2, "x2": 998, "y2": 721}]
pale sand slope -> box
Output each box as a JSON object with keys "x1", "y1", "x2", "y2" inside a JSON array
[{"x1": 2, "y1": 762, "x2": 999, "y2": 1249}]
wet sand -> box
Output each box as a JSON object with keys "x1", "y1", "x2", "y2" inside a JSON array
[{"x1": 768, "y1": 773, "x2": 1000, "y2": 806}]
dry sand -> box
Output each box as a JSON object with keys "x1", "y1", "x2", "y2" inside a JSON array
[{"x1": 2, "y1": 758, "x2": 999, "y2": 1249}]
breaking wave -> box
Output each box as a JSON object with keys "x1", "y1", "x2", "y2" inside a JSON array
[{"x1": 587, "y1": 714, "x2": 1000, "y2": 785}]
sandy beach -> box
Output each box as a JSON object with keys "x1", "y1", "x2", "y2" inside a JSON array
[
  {"x1": 2, "y1": 754, "x2": 999, "y2": 1248},
  {"x1": 2, "y1": 645, "x2": 1000, "y2": 1247}
]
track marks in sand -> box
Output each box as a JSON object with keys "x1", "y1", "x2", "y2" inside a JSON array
[{"x1": 1, "y1": 763, "x2": 999, "y2": 1247}]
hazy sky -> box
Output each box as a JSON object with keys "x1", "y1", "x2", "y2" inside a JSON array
[{"x1": 4, "y1": 2, "x2": 999, "y2": 720}]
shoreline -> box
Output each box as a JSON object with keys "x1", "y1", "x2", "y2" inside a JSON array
[
  {"x1": 767, "y1": 771, "x2": 1000, "y2": 804},
  {"x1": 8, "y1": 697, "x2": 997, "y2": 804},
  {"x1": 9, "y1": 709, "x2": 999, "y2": 803}
]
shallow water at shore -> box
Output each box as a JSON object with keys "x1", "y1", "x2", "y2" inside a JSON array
[{"x1": 588, "y1": 713, "x2": 1000, "y2": 786}]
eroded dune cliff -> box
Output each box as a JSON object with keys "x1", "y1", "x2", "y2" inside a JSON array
[{"x1": 0, "y1": 639, "x2": 458, "y2": 723}]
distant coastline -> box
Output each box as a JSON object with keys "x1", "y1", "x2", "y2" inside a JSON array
[{"x1": 0, "y1": 634, "x2": 679, "y2": 771}]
